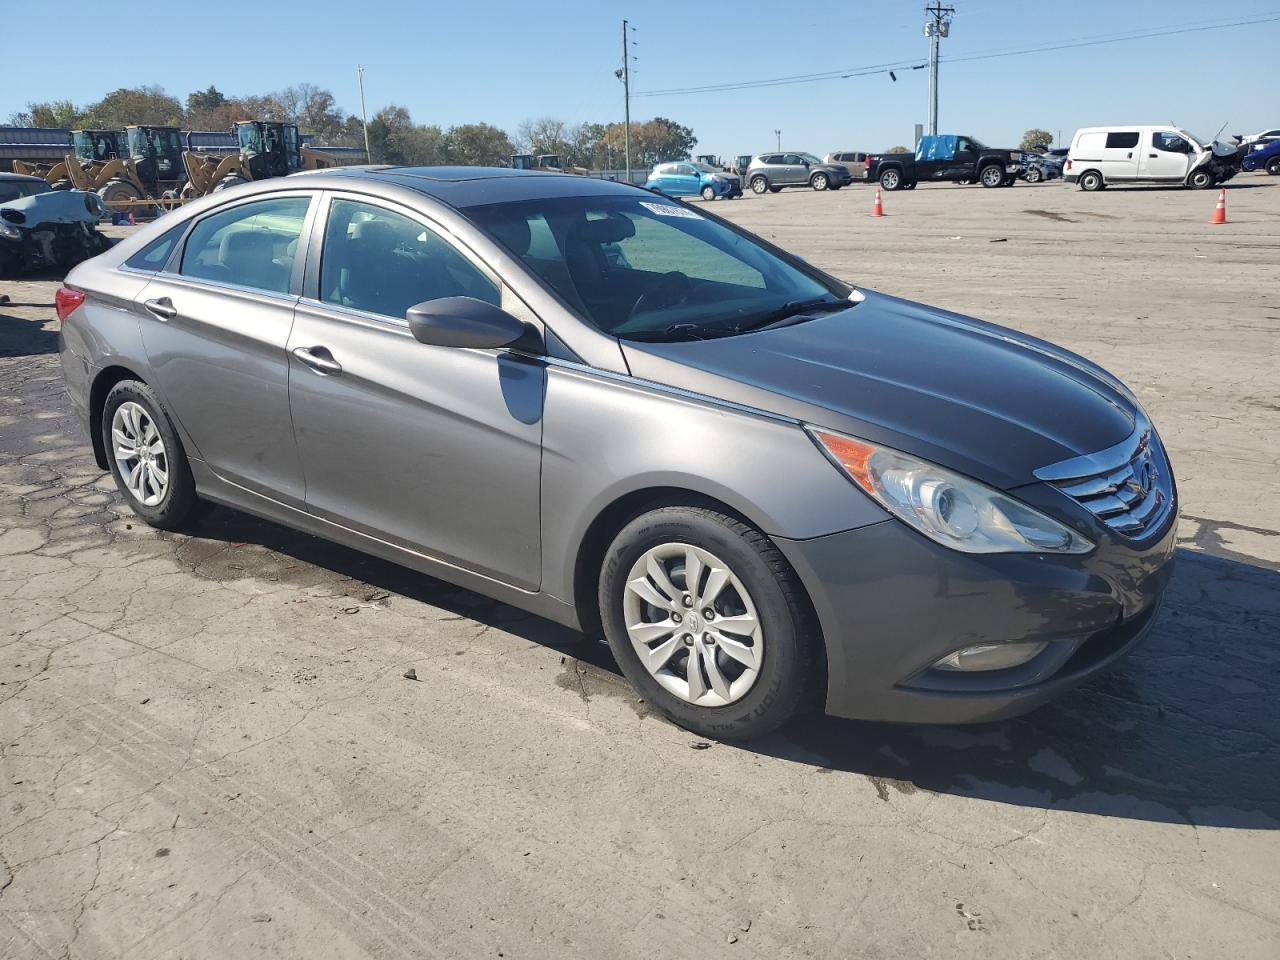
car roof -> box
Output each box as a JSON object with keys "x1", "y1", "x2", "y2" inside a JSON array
[
  {"x1": 307, "y1": 165, "x2": 641, "y2": 208},
  {"x1": 0, "y1": 172, "x2": 48, "y2": 184}
]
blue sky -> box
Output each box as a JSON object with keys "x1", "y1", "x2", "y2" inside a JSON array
[{"x1": 4, "y1": 1, "x2": 1278, "y2": 156}]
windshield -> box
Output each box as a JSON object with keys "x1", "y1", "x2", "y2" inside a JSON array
[
  {"x1": 238, "y1": 123, "x2": 264, "y2": 155},
  {"x1": 693, "y1": 162, "x2": 719, "y2": 174},
  {"x1": 0, "y1": 179, "x2": 51, "y2": 203},
  {"x1": 1179, "y1": 129, "x2": 1208, "y2": 148},
  {"x1": 465, "y1": 194, "x2": 848, "y2": 342},
  {"x1": 797, "y1": 152, "x2": 822, "y2": 164}
]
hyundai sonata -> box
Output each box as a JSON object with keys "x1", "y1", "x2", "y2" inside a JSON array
[{"x1": 58, "y1": 167, "x2": 1176, "y2": 739}]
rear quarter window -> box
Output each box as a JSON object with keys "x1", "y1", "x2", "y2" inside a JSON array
[
  {"x1": 124, "y1": 222, "x2": 186, "y2": 272},
  {"x1": 1105, "y1": 131, "x2": 1140, "y2": 149}
]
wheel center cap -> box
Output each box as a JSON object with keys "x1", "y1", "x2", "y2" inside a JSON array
[{"x1": 686, "y1": 612, "x2": 703, "y2": 634}]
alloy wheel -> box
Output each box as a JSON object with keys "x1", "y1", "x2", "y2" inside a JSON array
[
  {"x1": 622, "y1": 542, "x2": 764, "y2": 707},
  {"x1": 111, "y1": 401, "x2": 169, "y2": 507}
]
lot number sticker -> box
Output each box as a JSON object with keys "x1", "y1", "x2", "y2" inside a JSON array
[{"x1": 639, "y1": 201, "x2": 703, "y2": 220}]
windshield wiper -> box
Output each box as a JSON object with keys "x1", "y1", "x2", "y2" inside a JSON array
[{"x1": 734, "y1": 295, "x2": 850, "y2": 333}]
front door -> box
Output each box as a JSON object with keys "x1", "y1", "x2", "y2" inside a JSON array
[
  {"x1": 138, "y1": 192, "x2": 314, "y2": 506},
  {"x1": 780, "y1": 154, "x2": 808, "y2": 184},
  {"x1": 287, "y1": 194, "x2": 545, "y2": 589},
  {"x1": 1140, "y1": 130, "x2": 1195, "y2": 181}
]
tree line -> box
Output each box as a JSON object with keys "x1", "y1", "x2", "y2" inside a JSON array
[{"x1": 7, "y1": 84, "x2": 698, "y2": 170}]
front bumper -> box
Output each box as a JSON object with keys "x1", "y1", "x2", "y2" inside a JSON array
[{"x1": 775, "y1": 491, "x2": 1177, "y2": 724}]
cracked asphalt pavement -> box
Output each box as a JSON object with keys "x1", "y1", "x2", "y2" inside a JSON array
[{"x1": 2, "y1": 180, "x2": 1278, "y2": 959}]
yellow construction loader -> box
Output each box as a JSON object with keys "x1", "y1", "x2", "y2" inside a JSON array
[
  {"x1": 181, "y1": 121, "x2": 341, "y2": 198},
  {"x1": 28, "y1": 126, "x2": 187, "y2": 212},
  {"x1": 12, "y1": 130, "x2": 127, "y2": 190}
]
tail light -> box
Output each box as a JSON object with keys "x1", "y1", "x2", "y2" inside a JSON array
[
  {"x1": 1066, "y1": 159, "x2": 1072, "y2": 171},
  {"x1": 54, "y1": 287, "x2": 85, "y2": 321}
]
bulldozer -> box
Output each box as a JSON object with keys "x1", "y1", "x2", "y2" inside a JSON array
[
  {"x1": 181, "y1": 120, "x2": 342, "y2": 198},
  {"x1": 510, "y1": 153, "x2": 589, "y2": 176}
]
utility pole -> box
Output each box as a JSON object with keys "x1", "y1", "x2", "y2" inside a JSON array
[
  {"x1": 622, "y1": 20, "x2": 632, "y2": 183},
  {"x1": 357, "y1": 64, "x2": 371, "y2": 164},
  {"x1": 924, "y1": 3, "x2": 954, "y2": 136}
]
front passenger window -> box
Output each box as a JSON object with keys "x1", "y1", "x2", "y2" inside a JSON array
[
  {"x1": 179, "y1": 196, "x2": 310, "y2": 294},
  {"x1": 320, "y1": 198, "x2": 499, "y2": 321}
]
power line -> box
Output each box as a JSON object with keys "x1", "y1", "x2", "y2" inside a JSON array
[{"x1": 632, "y1": 12, "x2": 1280, "y2": 98}]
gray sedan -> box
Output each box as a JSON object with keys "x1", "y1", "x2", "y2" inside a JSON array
[{"x1": 58, "y1": 167, "x2": 1177, "y2": 739}]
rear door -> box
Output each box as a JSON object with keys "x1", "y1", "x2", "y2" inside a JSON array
[
  {"x1": 286, "y1": 193, "x2": 545, "y2": 589},
  {"x1": 137, "y1": 191, "x2": 315, "y2": 506},
  {"x1": 1099, "y1": 130, "x2": 1140, "y2": 181}
]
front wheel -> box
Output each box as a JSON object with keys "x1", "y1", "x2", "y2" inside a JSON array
[
  {"x1": 1267, "y1": 158, "x2": 1280, "y2": 176},
  {"x1": 979, "y1": 164, "x2": 1005, "y2": 187},
  {"x1": 101, "y1": 380, "x2": 197, "y2": 531},
  {"x1": 701, "y1": 185, "x2": 716, "y2": 201},
  {"x1": 810, "y1": 172, "x2": 829, "y2": 191},
  {"x1": 598, "y1": 506, "x2": 815, "y2": 740},
  {"x1": 1025, "y1": 167, "x2": 1043, "y2": 184},
  {"x1": 879, "y1": 168, "x2": 902, "y2": 191},
  {"x1": 1186, "y1": 168, "x2": 1214, "y2": 189},
  {"x1": 750, "y1": 176, "x2": 769, "y2": 194}
]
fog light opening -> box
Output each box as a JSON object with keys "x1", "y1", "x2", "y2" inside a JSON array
[{"x1": 933, "y1": 641, "x2": 1049, "y2": 672}]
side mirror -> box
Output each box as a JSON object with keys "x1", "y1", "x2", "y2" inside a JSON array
[{"x1": 406, "y1": 297, "x2": 533, "y2": 350}]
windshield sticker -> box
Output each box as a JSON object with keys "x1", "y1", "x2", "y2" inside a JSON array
[{"x1": 639, "y1": 201, "x2": 703, "y2": 220}]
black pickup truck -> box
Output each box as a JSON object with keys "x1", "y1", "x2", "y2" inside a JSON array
[{"x1": 865, "y1": 135, "x2": 1027, "y2": 190}]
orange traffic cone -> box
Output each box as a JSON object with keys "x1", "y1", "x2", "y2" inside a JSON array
[
  {"x1": 871, "y1": 188, "x2": 885, "y2": 218},
  {"x1": 1209, "y1": 187, "x2": 1227, "y2": 224}
]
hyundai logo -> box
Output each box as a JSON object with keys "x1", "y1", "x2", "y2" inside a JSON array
[{"x1": 1128, "y1": 449, "x2": 1157, "y2": 499}]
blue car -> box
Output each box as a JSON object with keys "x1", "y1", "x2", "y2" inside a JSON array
[
  {"x1": 645, "y1": 161, "x2": 742, "y2": 200},
  {"x1": 1241, "y1": 139, "x2": 1280, "y2": 175}
]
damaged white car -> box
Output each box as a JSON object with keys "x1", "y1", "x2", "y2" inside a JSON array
[{"x1": 0, "y1": 173, "x2": 113, "y2": 276}]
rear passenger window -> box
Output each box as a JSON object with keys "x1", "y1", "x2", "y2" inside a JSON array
[
  {"x1": 1105, "y1": 131, "x2": 1140, "y2": 149},
  {"x1": 320, "y1": 198, "x2": 499, "y2": 321},
  {"x1": 125, "y1": 222, "x2": 185, "y2": 272},
  {"x1": 179, "y1": 196, "x2": 310, "y2": 294}
]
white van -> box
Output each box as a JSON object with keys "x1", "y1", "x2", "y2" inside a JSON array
[{"x1": 1065, "y1": 125, "x2": 1242, "y2": 191}]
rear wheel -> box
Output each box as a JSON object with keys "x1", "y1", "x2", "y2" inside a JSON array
[
  {"x1": 701, "y1": 184, "x2": 716, "y2": 201},
  {"x1": 879, "y1": 168, "x2": 902, "y2": 191},
  {"x1": 101, "y1": 380, "x2": 197, "y2": 531},
  {"x1": 1267, "y1": 157, "x2": 1280, "y2": 176},
  {"x1": 979, "y1": 164, "x2": 1005, "y2": 187},
  {"x1": 1078, "y1": 170, "x2": 1104, "y2": 192},
  {"x1": 598, "y1": 506, "x2": 815, "y2": 740},
  {"x1": 768, "y1": 185, "x2": 782, "y2": 193},
  {"x1": 1025, "y1": 166, "x2": 1043, "y2": 184},
  {"x1": 750, "y1": 176, "x2": 769, "y2": 194},
  {"x1": 810, "y1": 172, "x2": 829, "y2": 191}
]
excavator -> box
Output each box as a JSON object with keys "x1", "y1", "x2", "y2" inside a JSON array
[
  {"x1": 510, "y1": 153, "x2": 589, "y2": 176},
  {"x1": 181, "y1": 120, "x2": 341, "y2": 198}
]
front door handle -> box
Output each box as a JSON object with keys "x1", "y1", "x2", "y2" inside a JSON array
[
  {"x1": 292, "y1": 346, "x2": 343, "y2": 375},
  {"x1": 143, "y1": 297, "x2": 177, "y2": 320}
]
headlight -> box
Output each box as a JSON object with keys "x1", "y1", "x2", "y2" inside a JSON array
[
  {"x1": 809, "y1": 428, "x2": 1094, "y2": 555},
  {"x1": 0, "y1": 222, "x2": 21, "y2": 241}
]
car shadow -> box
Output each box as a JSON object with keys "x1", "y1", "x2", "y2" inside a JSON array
[
  {"x1": 182, "y1": 502, "x2": 1277, "y2": 831},
  {"x1": 0, "y1": 305, "x2": 59, "y2": 357}
]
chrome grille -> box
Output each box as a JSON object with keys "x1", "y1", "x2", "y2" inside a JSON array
[{"x1": 1034, "y1": 417, "x2": 1174, "y2": 539}]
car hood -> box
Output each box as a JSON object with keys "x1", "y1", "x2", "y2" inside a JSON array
[
  {"x1": 620, "y1": 289, "x2": 1137, "y2": 489},
  {"x1": 0, "y1": 189, "x2": 105, "y2": 225}
]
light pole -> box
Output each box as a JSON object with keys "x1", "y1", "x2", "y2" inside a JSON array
[
  {"x1": 924, "y1": 3, "x2": 954, "y2": 136},
  {"x1": 357, "y1": 64, "x2": 371, "y2": 163},
  {"x1": 774, "y1": 128, "x2": 781, "y2": 151}
]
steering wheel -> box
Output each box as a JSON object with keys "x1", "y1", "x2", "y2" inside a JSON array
[{"x1": 628, "y1": 271, "x2": 692, "y2": 321}]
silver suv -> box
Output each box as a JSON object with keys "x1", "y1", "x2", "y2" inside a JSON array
[{"x1": 745, "y1": 153, "x2": 852, "y2": 194}]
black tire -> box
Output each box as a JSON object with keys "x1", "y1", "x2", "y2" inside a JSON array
[
  {"x1": 1078, "y1": 170, "x2": 1104, "y2": 192},
  {"x1": 701, "y1": 185, "x2": 716, "y2": 201},
  {"x1": 1186, "y1": 168, "x2": 1214, "y2": 190},
  {"x1": 904, "y1": 181, "x2": 917, "y2": 189},
  {"x1": 879, "y1": 168, "x2": 903, "y2": 191},
  {"x1": 97, "y1": 179, "x2": 140, "y2": 206},
  {"x1": 810, "y1": 172, "x2": 829, "y2": 191},
  {"x1": 750, "y1": 176, "x2": 769, "y2": 194},
  {"x1": 101, "y1": 380, "x2": 197, "y2": 531},
  {"x1": 768, "y1": 185, "x2": 782, "y2": 193},
  {"x1": 598, "y1": 506, "x2": 815, "y2": 740},
  {"x1": 979, "y1": 164, "x2": 1005, "y2": 188},
  {"x1": 1266, "y1": 158, "x2": 1280, "y2": 176},
  {"x1": 1025, "y1": 167, "x2": 1043, "y2": 184}
]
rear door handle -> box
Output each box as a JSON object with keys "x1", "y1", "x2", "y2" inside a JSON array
[
  {"x1": 143, "y1": 297, "x2": 177, "y2": 320},
  {"x1": 292, "y1": 346, "x2": 343, "y2": 375}
]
